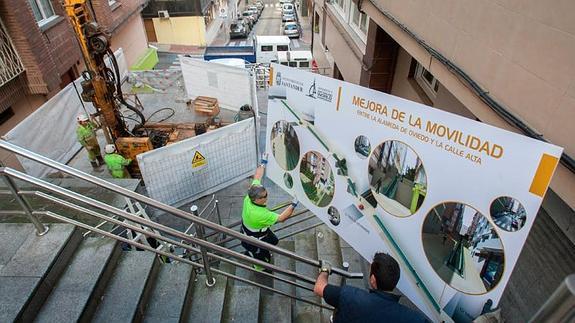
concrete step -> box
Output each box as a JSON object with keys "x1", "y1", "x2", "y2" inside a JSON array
[
  {"x1": 185, "y1": 273, "x2": 228, "y2": 323},
  {"x1": 260, "y1": 240, "x2": 295, "y2": 323},
  {"x1": 338, "y1": 238, "x2": 370, "y2": 290},
  {"x1": 222, "y1": 284, "x2": 260, "y2": 323},
  {"x1": 293, "y1": 231, "x2": 321, "y2": 323},
  {"x1": 220, "y1": 258, "x2": 261, "y2": 323},
  {"x1": 143, "y1": 261, "x2": 195, "y2": 323},
  {"x1": 92, "y1": 251, "x2": 159, "y2": 323},
  {"x1": 34, "y1": 237, "x2": 121, "y2": 323},
  {"x1": 0, "y1": 224, "x2": 80, "y2": 322}
]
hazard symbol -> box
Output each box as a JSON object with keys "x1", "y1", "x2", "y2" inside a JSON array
[{"x1": 191, "y1": 151, "x2": 207, "y2": 168}]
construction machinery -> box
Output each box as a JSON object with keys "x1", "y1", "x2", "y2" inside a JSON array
[{"x1": 62, "y1": 0, "x2": 223, "y2": 176}]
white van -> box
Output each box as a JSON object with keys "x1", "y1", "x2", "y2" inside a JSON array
[
  {"x1": 254, "y1": 35, "x2": 291, "y2": 63},
  {"x1": 277, "y1": 50, "x2": 313, "y2": 69}
]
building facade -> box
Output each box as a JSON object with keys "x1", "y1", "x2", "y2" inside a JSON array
[
  {"x1": 313, "y1": 0, "x2": 575, "y2": 320},
  {"x1": 142, "y1": 0, "x2": 219, "y2": 46},
  {"x1": 0, "y1": 0, "x2": 148, "y2": 169}
]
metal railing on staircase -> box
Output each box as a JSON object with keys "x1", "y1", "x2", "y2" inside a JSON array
[{"x1": 0, "y1": 140, "x2": 363, "y2": 310}]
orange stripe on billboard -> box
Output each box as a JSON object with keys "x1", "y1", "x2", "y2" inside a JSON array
[
  {"x1": 529, "y1": 153, "x2": 559, "y2": 197},
  {"x1": 336, "y1": 86, "x2": 342, "y2": 111},
  {"x1": 268, "y1": 67, "x2": 274, "y2": 86}
]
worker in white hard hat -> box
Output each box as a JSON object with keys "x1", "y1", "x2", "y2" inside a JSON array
[
  {"x1": 103, "y1": 144, "x2": 132, "y2": 178},
  {"x1": 76, "y1": 113, "x2": 103, "y2": 168}
]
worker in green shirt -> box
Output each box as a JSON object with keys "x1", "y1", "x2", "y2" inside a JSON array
[
  {"x1": 76, "y1": 113, "x2": 104, "y2": 168},
  {"x1": 104, "y1": 144, "x2": 132, "y2": 178},
  {"x1": 241, "y1": 153, "x2": 299, "y2": 271}
]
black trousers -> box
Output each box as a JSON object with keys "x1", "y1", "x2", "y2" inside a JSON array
[{"x1": 241, "y1": 223, "x2": 278, "y2": 263}]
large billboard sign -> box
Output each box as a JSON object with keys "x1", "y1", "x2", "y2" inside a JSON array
[{"x1": 265, "y1": 64, "x2": 563, "y2": 321}]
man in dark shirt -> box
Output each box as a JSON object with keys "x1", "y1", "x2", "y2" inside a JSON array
[{"x1": 313, "y1": 252, "x2": 429, "y2": 323}]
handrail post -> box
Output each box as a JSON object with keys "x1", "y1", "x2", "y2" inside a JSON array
[
  {"x1": 2, "y1": 175, "x2": 48, "y2": 236},
  {"x1": 191, "y1": 205, "x2": 216, "y2": 287},
  {"x1": 214, "y1": 199, "x2": 222, "y2": 226},
  {"x1": 340, "y1": 261, "x2": 350, "y2": 287}
]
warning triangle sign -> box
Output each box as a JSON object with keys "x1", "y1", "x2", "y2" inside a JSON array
[
  {"x1": 192, "y1": 151, "x2": 205, "y2": 164},
  {"x1": 192, "y1": 150, "x2": 207, "y2": 168}
]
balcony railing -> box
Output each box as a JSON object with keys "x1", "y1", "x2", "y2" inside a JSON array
[{"x1": 0, "y1": 17, "x2": 24, "y2": 88}]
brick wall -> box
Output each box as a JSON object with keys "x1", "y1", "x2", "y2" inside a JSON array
[
  {"x1": 0, "y1": 0, "x2": 81, "y2": 97},
  {"x1": 91, "y1": 0, "x2": 146, "y2": 34}
]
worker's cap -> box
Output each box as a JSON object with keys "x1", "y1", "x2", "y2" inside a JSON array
[
  {"x1": 77, "y1": 113, "x2": 89, "y2": 122},
  {"x1": 248, "y1": 185, "x2": 267, "y2": 202},
  {"x1": 105, "y1": 144, "x2": 116, "y2": 154}
]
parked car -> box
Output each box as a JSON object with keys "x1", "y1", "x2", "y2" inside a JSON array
[
  {"x1": 255, "y1": 1, "x2": 264, "y2": 12},
  {"x1": 239, "y1": 18, "x2": 253, "y2": 32},
  {"x1": 283, "y1": 22, "x2": 301, "y2": 38},
  {"x1": 282, "y1": 16, "x2": 297, "y2": 25},
  {"x1": 282, "y1": 3, "x2": 294, "y2": 13},
  {"x1": 230, "y1": 22, "x2": 248, "y2": 39},
  {"x1": 242, "y1": 11, "x2": 257, "y2": 24},
  {"x1": 247, "y1": 6, "x2": 260, "y2": 19},
  {"x1": 282, "y1": 12, "x2": 296, "y2": 22}
]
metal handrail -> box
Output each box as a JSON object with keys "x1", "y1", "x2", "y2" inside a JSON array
[
  {"x1": 0, "y1": 140, "x2": 362, "y2": 279},
  {"x1": 34, "y1": 210, "x2": 330, "y2": 310},
  {"x1": 5, "y1": 169, "x2": 317, "y2": 284}
]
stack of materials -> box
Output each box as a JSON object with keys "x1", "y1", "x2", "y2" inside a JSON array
[{"x1": 192, "y1": 96, "x2": 220, "y2": 116}]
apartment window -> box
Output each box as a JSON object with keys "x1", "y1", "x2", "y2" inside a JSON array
[
  {"x1": 28, "y1": 0, "x2": 56, "y2": 24},
  {"x1": 350, "y1": 5, "x2": 369, "y2": 40},
  {"x1": 415, "y1": 62, "x2": 440, "y2": 99}
]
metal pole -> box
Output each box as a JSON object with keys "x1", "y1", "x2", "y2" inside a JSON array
[
  {"x1": 214, "y1": 199, "x2": 222, "y2": 226},
  {"x1": 340, "y1": 261, "x2": 350, "y2": 286},
  {"x1": 191, "y1": 205, "x2": 216, "y2": 287},
  {"x1": 1, "y1": 175, "x2": 48, "y2": 235}
]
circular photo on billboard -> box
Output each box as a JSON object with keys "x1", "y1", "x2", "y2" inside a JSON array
[
  {"x1": 271, "y1": 120, "x2": 300, "y2": 171},
  {"x1": 368, "y1": 140, "x2": 427, "y2": 217},
  {"x1": 284, "y1": 173, "x2": 293, "y2": 189},
  {"x1": 490, "y1": 197, "x2": 527, "y2": 232},
  {"x1": 299, "y1": 151, "x2": 335, "y2": 207},
  {"x1": 422, "y1": 202, "x2": 505, "y2": 295},
  {"x1": 354, "y1": 135, "x2": 371, "y2": 159},
  {"x1": 328, "y1": 206, "x2": 340, "y2": 226}
]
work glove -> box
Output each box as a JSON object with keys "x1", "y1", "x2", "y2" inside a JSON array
[
  {"x1": 260, "y1": 152, "x2": 269, "y2": 165},
  {"x1": 291, "y1": 196, "x2": 298, "y2": 208},
  {"x1": 319, "y1": 260, "x2": 332, "y2": 275}
]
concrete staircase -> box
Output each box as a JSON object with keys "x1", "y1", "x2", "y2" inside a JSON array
[{"x1": 0, "y1": 222, "x2": 370, "y2": 323}]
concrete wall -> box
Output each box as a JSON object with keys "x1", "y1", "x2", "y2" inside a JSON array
[
  {"x1": 322, "y1": 5, "x2": 365, "y2": 83},
  {"x1": 390, "y1": 47, "x2": 424, "y2": 103},
  {"x1": 0, "y1": 94, "x2": 46, "y2": 170},
  {"x1": 152, "y1": 17, "x2": 207, "y2": 46},
  {"x1": 363, "y1": 0, "x2": 575, "y2": 210},
  {"x1": 110, "y1": 13, "x2": 149, "y2": 67}
]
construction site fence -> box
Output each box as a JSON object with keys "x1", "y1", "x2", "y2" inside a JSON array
[{"x1": 250, "y1": 63, "x2": 331, "y2": 89}]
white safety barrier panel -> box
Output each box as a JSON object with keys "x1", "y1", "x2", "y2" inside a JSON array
[
  {"x1": 3, "y1": 47, "x2": 127, "y2": 177},
  {"x1": 137, "y1": 118, "x2": 258, "y2": 207},
  {"x1": 3, "y1": 79, "x2": 96, "y2": 177}
]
